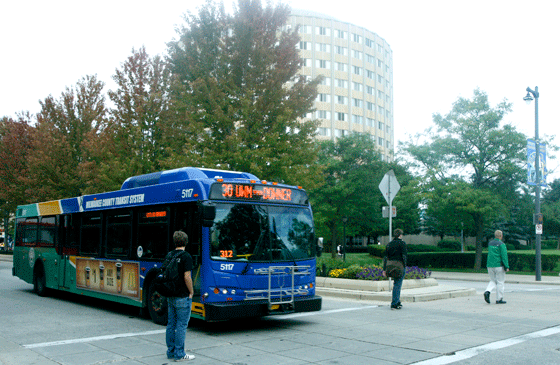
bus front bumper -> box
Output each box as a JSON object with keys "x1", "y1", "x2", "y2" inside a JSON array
[{"x1": 202, "y1": 295, "x2": 322, "y2": 322}]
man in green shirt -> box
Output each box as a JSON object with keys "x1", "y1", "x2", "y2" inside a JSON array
[{"x1": 484, "y1": 230, "x2": 509, "y2": 304}]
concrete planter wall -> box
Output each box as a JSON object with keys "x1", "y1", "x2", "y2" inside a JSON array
[{"x1": 316, "y1": 277, "x2": 438, "y2": 292}]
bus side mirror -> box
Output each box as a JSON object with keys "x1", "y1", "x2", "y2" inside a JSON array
[{"x1": 201, "y1": 203, "x2": 216, "y2": 228}]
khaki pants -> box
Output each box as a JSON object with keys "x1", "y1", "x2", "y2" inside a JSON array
[{"x1": 486, "y1": 267, "x2": 506, "y2": 301}]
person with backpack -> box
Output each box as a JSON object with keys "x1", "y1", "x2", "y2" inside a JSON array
[
  {"x1": 164, "y1": 231, "x2": 195, "y2": 361},
  {"x1": 382, "y1": 228, "x2": 407, "y2": 310}
]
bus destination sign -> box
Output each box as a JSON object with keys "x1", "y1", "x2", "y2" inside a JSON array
[{"x1": 210, "y1": 183, "x2": 308, "y2": 205}]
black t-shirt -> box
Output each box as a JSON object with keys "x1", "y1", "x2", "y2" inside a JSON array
[
  {"x1": 386, "y1": 238, "x2": 407, "y2": 267},
  {"x1": 164, "y1": 249, "x2": 193, "y2": 297}
]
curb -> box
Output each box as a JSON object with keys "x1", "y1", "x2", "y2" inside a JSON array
[{"x1": 316, "y1": 277, "x2": 476, "y2": 302}]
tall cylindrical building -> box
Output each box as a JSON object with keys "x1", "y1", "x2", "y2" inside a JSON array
[{"x1": 288, "y1": 9, "x2": 394, "y2": 161}]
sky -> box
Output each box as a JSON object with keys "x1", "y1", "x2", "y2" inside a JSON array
[{"x1": 1, "y1": 0, "x2": 559, "y2": 180}]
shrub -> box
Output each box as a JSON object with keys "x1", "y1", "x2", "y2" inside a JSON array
[
  {"x1": 437, "y1": 240, "x2": 461, "y2": 251},
  {"x1": 367, "y1": 244, "x2": 386, "y2": 257}
]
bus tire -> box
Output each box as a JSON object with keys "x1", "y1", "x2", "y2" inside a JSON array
[
  {"x1": 33, "y1": 264, "x2": 48, "y2": 297},
  {"x1": 147, "y1": 280, "x2": 168, "y2": 325}
]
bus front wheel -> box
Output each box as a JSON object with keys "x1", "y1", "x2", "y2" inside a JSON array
[
  {"x1": 33, "y1": 264, "x2": 48, "y2": 297},
  {"x1": 147, "y1": 280, "x2": 168, "y2": 325}
]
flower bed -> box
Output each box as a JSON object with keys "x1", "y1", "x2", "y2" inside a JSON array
[{"x1": 327, "y1": 264, "x2": 431, "y2": 281}]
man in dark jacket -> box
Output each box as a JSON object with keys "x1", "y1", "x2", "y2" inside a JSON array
[
  {"x1": 165, "y1": 231, "x2": 195, "y2": 361},
  {"x1": 383, "y1": 228, "x2": 407, "y2": 310},
  {"x1": 484, "y1": 230, "x2": 509, "y2": 304}
]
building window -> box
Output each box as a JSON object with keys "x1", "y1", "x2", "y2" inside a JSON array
[
  {"x1": 352, "y1": 66, "x2": 362, "y2": 75},
  {"x1": 365, "y1": 38, "x2": 374, "y2": 48},
  {"x1": 298, "y1": 41, "x2": 311, "y2": 50},
  {"x1": 366, "y1": 70, "x2": 375, "y2": 80},
  {"x1": 336, "y1": 95, "x2": 347, "y2": 105},
  {"x1": 317, "y1": 110, "x2": 331, "y2": 119},
  {"x1": 377, "y1": 59, "x2": 383, "y2": 68},
  {"x1": 366, "y1": 118, "x2": 374, "y2": 127},
  {"x1": 335, "y1": 129, "x2": 348, "y2": 137},
  {"x1": 299, "y1": 24, "x2": 312, "y2": 34},
  {"x1": 319, "y1": 77, "x2": 331, "y2": 86},
  {"x1": 366, "y1": 86, "x2": 374, "y2": 95},
  {"x1": 317, "y1": 127, "x2": 331, "y2": 136},
  {"x1": 352, "y1": 82, "x2": 362, "y2": 92},
  {"x1": 378, "y1": 137, "x2": 384, "y2": 146},
  {"x1": 378, "y1": 74, "x2": 383, "y2": 83},
  {"x1": 378, "y1": 121, "x2": 384, "y2": 130},
  {"x1": 353, "y1": 50, "x2": 363, "y2": 59},
  {"x1": 334, "y1": 45, "x2": 347, "y2": 56},
  {"x1": 317, "y1": 94, "x2": 330, "y2": 102},
  {"x1": 335, "y1": 78, "x2": 348, "y2": 88},
  {"x1": 352, "y1": 33, "x2": 362, "y2": 43},
  {"x1": 316, "y1": 43, "x2": 331, "y2": 52},
  {"x1": 336, "y1": 112, "x2": 347, "y2": 121},
  {"x1": 335, "y1": 62, "x2": 347, "y2": 72},
  {"x1": 352, "y1": 115, "x2": 363, "y2": 124},
  {"x1": 366, "y1": 54, "x2": 375, "y2": 64},
  {"x1": 316, "y1": 59, "x2": 330, "y2": 69},
  {"x1": 335, "y1": 29, "x2": 346, "y2": 39},
  {"x1": 366, "y1": 102, "x2": 374, "y2": 111},
  {"x1": 317, "y1": 26, "x2": 330, "y2": 36},
  {"x1": 353, "y1": 98, "x2": 362, "y2": 108},
  {"x1": 301, "y1": 58, "x2": 312, "y2": 67}
]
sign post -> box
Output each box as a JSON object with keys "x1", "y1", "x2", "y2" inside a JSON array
[{"x1": 379, "y1": 170, "x2": 400, "y2": 241}]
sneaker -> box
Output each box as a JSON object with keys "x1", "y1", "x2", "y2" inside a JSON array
[
  {"x1": 390, "y1": 303, "x2": 402, "y2": 310},
  {"x1": 175, "y1": 354, "x2": 196, "y2": 361},
  {"x1": 496, "y1": 299, "x2": 507, "y2": 304},
  {"x1": 484, "y1": 291, "x2": 490, "y2": 304}
]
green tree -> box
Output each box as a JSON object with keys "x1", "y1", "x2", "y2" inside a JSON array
[
  {"x1": 166, "y1": 0, "x2": 320, "y2": 186},
  {"x1": 78, "y1": 47, "x2": 173, "y2": 194},
  {"x1": 543, "y1": 179, "x2": 560, "y2": 247},
  {"x1": 310, "y1": 134, "x2": 408, "y2": 257},
  {"x1": 402, "y1": 89, "x2": 526, "y2": 268},
  {"x1": 26, "y1": 75, "x2": 107, "y2": 201}
]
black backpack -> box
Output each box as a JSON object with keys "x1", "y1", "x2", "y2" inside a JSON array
[{"x1": 154, "y1": 251, "x2": 184, "y2": 297}]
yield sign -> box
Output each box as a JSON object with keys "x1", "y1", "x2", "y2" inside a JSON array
[{"x1": 379, "y1": 170, "x2": 400, "y2": 205}]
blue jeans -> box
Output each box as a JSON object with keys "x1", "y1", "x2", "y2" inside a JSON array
[
  {"x1": 391, "y1": 272, "x2": 404, "y2": 306},
  {"x1": 166, "y1": 297, "x2": 192, "y2": 359}
]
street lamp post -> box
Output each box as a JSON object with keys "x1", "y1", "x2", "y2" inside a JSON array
[
  {"x1": 342, "y1": 217, "x2": 348, "y2": 262},
  {"x1": 524, "y1": 86, "x2": 541, "y2": 281}
]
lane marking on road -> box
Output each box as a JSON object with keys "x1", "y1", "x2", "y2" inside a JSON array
[
  {"x1": 23, "y1": 305, "x2": 378, "y2": 349},
  {"x1": 270, "y1": 305, "x2": 379, "y2": 320},
  {"x1": 411, "y1": 325, "x2": 560, "y2": 365},
  {"x1": 23, "y1": 329, "x2": 166, "y2": 349}
]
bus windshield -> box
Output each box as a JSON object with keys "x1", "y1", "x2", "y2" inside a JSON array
[{"x1": 210, "y1": 203, "x2": 315, "y2": 262}]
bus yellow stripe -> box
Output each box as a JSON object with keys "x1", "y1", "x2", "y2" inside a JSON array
[{"x1": 38, "y1": 201, "x2": 62, "y2": 216}]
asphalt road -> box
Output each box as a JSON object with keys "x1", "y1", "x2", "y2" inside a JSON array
[{"x1": 2, "y1": 259, "x2": 560, "y2": 365}]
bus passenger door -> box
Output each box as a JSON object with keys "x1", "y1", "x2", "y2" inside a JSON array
[
  {"x1": 58, "y1": 215, "x2": 78, "y2": 289},
  {"x1": 174, "y1": 204, "x2": 202, "y2": 296}
]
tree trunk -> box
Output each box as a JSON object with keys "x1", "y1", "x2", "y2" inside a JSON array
[
  {"x1": 330, "y1": 225, "x2": 338, "y2": 259},
  {"x1": 474, "y1": 214, "x2": 484, "y2": 269}
]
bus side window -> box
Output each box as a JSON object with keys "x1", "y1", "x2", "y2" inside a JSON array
[
  {"x1": 174, "y1": 204, "x2": 200, "y2": 267},
  {"x1": 16, "y1": 217, "x2": 38, "y2": 246},
  {"x1": 80, "y1": 213, "x2": 101, "y2": 256},
  {"x1": 60, "y1": 215, "x2": 79, "y2": 255},
  {"x1": 39, "y1": 216, "x2": 56, "y2": 247},
  {"x1": 106, "y1": 210, "x2": 132, "y2": 258},
  {"x1": 138, "y1": 206, "x2": 169, "y2": 260}
]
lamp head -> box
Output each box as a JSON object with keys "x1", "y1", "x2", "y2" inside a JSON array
[{"x1": 523, "y1": 92, "x2": 534, "y2": 104}]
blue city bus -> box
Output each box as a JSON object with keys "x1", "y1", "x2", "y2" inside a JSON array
[{"x1": 12, "y1": 167, "x2": 322, "y2": 324}]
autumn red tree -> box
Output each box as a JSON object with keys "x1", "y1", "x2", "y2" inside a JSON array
[{"x1": 0, "y1": 113, "x2": 36, "y2": 212}]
